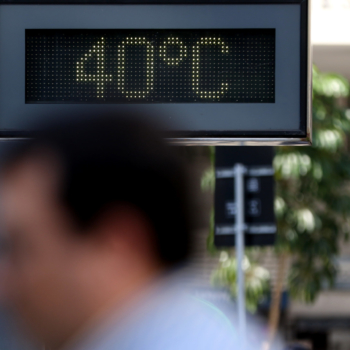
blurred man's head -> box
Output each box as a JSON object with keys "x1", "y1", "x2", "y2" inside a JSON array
[{"x1": 0, "y1": 113, "x2": 191, "y2": 349}]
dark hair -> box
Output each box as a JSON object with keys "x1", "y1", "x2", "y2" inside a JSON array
[{"x1": 2, "y1": 111, "x2": 191, "y2": 267}]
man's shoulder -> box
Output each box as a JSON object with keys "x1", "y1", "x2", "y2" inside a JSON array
[
  {"x1": 97, "y1": 288, "x2": 237, "y2": 350},
  {"x1": 72, "y1": 275, "x2": 240, "y2": 350}
]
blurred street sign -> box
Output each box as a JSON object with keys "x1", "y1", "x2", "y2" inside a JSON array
[{"x1": 214, "y1": 147, "x2": 276, "y2": 247}]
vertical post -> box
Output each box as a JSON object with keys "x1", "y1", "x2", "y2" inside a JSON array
[{"x1": 234, "y1": 163, "x2": 246, "y2": 348}]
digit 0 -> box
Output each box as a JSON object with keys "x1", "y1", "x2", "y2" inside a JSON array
[{"x1": 117, "y1": 37, "x2": 154, "y2": 98}]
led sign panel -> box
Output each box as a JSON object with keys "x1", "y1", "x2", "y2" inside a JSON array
[
  {"x1": 26, "y1": 29, "x2": 275, "y2": 104},
  {"x1": 0, "y1": 1, "x2": 311, "y2": 145}
]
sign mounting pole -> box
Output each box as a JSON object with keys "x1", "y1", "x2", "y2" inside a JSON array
[{"x1": 234, "y1": 163, "x2": 247, "y2": 347}]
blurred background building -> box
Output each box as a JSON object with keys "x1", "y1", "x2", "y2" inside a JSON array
[{"x1": 312, "y1": 0, "x2": 350, "y2": 81}]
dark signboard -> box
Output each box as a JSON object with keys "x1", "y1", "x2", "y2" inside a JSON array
[{"x1": 215, "y1": 146, "x2": 276, "y2": 247}]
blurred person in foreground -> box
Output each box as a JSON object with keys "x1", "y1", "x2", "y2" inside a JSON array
[{"x1": 0, "y1": 113, "x2": 237, "y2": 350}]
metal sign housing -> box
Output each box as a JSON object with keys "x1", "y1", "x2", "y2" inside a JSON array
[{"x1": 0, "y1": 0, "x2": 311, "y2": 145}]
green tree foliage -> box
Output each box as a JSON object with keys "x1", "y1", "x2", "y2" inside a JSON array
[
  {"x1": 206, "y1": 66, "x2": 350, "y2": 308},
  {"x1": 211, "y1": 251, "x2": 270, "y2": 313},
  {"x1": 274, "y1": 66, "x2": 350, "y2": 302}
]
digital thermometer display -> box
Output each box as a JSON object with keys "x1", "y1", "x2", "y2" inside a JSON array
[{"x1": 26, "y1": 29, "x2": 275, "y2": 104}]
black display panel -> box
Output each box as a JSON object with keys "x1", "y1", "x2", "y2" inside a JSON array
[{"x1": 26, "y1": 29, "x2": 275, "y2": 104}]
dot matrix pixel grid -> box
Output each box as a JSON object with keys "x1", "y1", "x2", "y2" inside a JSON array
[{"x1": 26, "y1": 29, "x2": 275, "y2": 103}]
